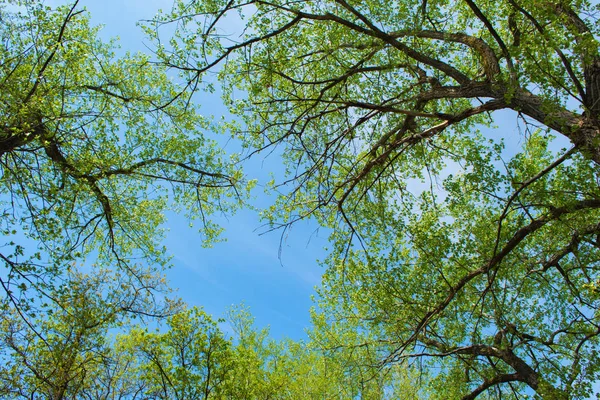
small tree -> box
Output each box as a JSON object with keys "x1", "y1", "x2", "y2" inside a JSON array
[
  {"x1": 119, "y1": 307, "x2": 234, "y2": 400},
  {"x1": 0, "y1": 269, "x2": 141, "y2": 399}
]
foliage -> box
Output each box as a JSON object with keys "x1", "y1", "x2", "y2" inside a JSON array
[
  {"x1": 0, "y1": 300, "x2": 369, "y2": 399},
  {"x1": 0, "y1": 0, "x2": 248, "y2": 322},
  {"x1": 224, "y1": 304, "x2": 370, "y2": 399},
  {"x1": 150, "y1": 0, "x2": 600, "y2": 398},
  {"x1": 121, "y1": 307, "x2": 234, "y2": 400},
  {"x1": 0, "y1": 270, "x2": 141, "y2": 399}
]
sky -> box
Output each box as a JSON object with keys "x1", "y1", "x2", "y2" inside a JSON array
[
  {"x1": 75, "y1": 0, "x2": 330, "y2": 340},
  {"x1": 70, "y1": 0, "x2": 555, "y2": 341},
  {"x1": 8, "y1": 2, "x2": 596, "y2": 396},
  {"x1": 31, "y1": 2, "x2": 598, "y2": 398},
  {"x1": 47, "y1": 0, "x2": 575, "y2": 343}
]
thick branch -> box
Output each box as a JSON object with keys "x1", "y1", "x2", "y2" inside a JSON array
[
  {"x1": 418, "y1": 338, "x2": 567, "y2": 398},
  {"x1": 510, "y1": 89, "x2": 600, "y2": 164},
  {"x1": 391, "y1": 30, "x2": 501, "y2": 80},
  {"x1": 42, "y1": 138, "x2": 115, "y2": 241},
  {"x1": 390, "y1": 198, "x2": 600, "y2": 364},
  {"x1": 259, "y1": 0, "x2": 472, "y2": 85},
  {"x1": 507, "y1": 0, "x2": 585, "y2": 101},
  {"x1": 461, "y1": 373, "x2": 521, "y2": 400},
  {"x1": 462, "y1": 0, "x2": 516, "y2": 82}
]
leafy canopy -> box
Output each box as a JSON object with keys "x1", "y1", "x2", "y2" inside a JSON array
[
  {"x1": 151, "y1": 0, "x2": 600, "y2": 398},
  {"x1": 0, "y1": 0, "x2": 248, "y2": 320}
]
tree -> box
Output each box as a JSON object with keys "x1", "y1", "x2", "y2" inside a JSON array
[
  {"x1": 114, "y1": 305, "x2": 363, "y2": 400},
  {"x1": 1, "y1": 293, "x2": 396, "y2": 399},
  {"x1": 0, "y1": 269, "x2": 143, "y2": 399},
  {"x1": 0, "y1": 0, "x2": 247, "y2": 322},
  {"x1": 224, "y1": 304, "x2": 369, "y2": 399},
  {"x1": 118, "y1": 307, "x2": 234, "y2": 400},
  {"x1": 151, "y1": 0, "x2": 600, "y2": 398}
]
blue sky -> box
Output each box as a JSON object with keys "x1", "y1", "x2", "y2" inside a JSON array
[
  {"x1": 74, "y1": 0, "x2": 329, "y2": 340},
  {"x1": 75, "y1": 0, "x2": 540, "y2": 341},
  {"x1": 61, "y1": 2, "x2": 599, "y2": 397},
  {"x1": 57, "y1": 0, "x2": 574, "y2": 343}
]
